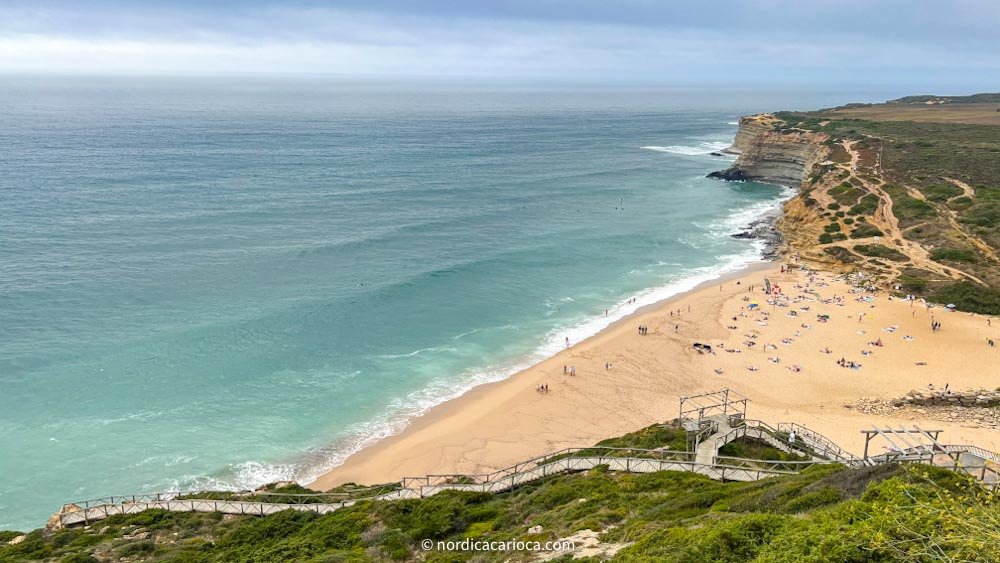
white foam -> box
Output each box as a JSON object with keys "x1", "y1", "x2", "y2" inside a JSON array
[
  {"x1": 161, "y1": 460, "x2": 303, "y2": 493},
  {"x1": 708, "y1": 186, "x2": 796, "y2": 236},
  {"x1": 178, "y1": 182, "x2": 796, "y2": 494},
  {"x1": 641, "y1": 141, "x2": 730, "y2": 156},
  {"x1": 377, "y1": 345, "x2": 457, "y2": 360},
  {"x1": 288, "y1": 195, "x2": 792, "y2": 488}
]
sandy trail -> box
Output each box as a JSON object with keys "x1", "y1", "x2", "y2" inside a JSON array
[{"x1": 311, "y1": 263, "x2": 999, "y2": 490}]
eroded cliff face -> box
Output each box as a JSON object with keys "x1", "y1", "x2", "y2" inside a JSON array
[{"x1": 710, "y1": 114, "x2": 828, "y2": 187}]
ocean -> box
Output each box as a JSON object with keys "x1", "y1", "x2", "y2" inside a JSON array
[{"x1": 0, "y1": 78, "x2": 880, "y2": 529}]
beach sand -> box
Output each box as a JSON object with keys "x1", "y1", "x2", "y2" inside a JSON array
[{"x1": 311, "y1": 262, "x2": 1000, "y2": 489}]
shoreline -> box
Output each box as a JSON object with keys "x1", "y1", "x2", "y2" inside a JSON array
[
  {"x1": 294, "y1": 216, "x2": 788, "y2": 488},
  {"x1": 308, "y1": 257, "x2": 776, "y2": 488},
  {"x1": 301, "y1": 180, "x2": 792, "y2": 489},
  {"x1": 311, "y1": 253, "x2": 1000, "y2": 489},
  {"x1": 303, "y1": 258, "x2": 780, "y2": 488}
]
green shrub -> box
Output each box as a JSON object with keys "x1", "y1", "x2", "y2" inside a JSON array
[
  {"x1": 897, "y1": 273, "x2": 929, "y2": 293},
  {"x1": 930, "y1": 247, "x2": 977, "y2": 263},
  {"x1": 849, "y1": 223, "x2": 883, "y2": 239},
  {"x1": 0, "y1": 532, "x2": 22, "y2": 544},
  {"x1": 718, "y1": 438, "x2": 807, "y2": 462},
  {"x1": 854, "y1": 244, "x2": 908, "y2": 261},
  {"x1": 848, "y1": 193, "x2": 879, "y2": 215},
  {"x1": 922, "y1": 183, "x2": 964, "y2": 202},
  {"x1": 823, "y1": 246, "x2": 859, "y2": 263},
  {"x1": 885, "y1": 184, "x2": 935, "y2": 221},
  {"x1": 931, "y1": 282, "x2": 1000, "y2": 315}
]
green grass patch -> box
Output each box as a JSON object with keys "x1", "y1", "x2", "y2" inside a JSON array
[
  {"x1": 885, "y1": 184, "x2": 936, "y2": 223},
  {"x1": 823, "y1": 246, "x2": 859, "y2": 263},
  {"x1": 854, "y1": 244, "x2": 909, "y2": 262},
  {"x1": 931, "y1": 281, "x2": 1000, "y2": 315},
  {"x1": 930, "y1": 247, "x2": 978, "y2": 263},
  {"x1": 849, "y1": 223, "x2": 884, "y2": 239},
  {"x1": 848, "y1": 193, "x2": 879, "y2": 215},
  {"x1": 717, "y1": 438, "x2": 808, "y2": 462},
  {"x1": 921, "y1": 183, "x2": 964, "y2": 202}
]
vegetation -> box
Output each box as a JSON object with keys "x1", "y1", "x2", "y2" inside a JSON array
[
  {"x1": 848, "y1": 193, "x2": 879, "y2": 216},
  {"x1": 930, "y1": 247, "x2": 977, "y2": 264},
  {"x1": 3, "y1": 462, "x2": 995, "y2": 562},
  {"x1": 883, "y1": 185, "x2": 935, "y2": 224},
  {"x1": 931, "y1": 282, "x2": 1000, "y2": 315},
  {"x1": 717, "y1": 438, "x2": 807, "y2": 462},
  {"x1": 849, "y1": 223, "x2": 884, "y2": 239},
  {"x1": 823, "y1": 246, "x2": 859, "y2": 263},
  {"x1": 921, "y1": 183, "x2": 964, "y2": 203},
  {"x1": 777, "y1": 96, "x2": 1000, "y2": 304},
  {"x1": 818, "y1": 232, "x2": 847, "y2": 244},
  {"x1": 590, "y1": 424, "x2": 688, "y2": 452},
  {"x1": 854, "y1": 244, "x2": 909, "y2": 262}
]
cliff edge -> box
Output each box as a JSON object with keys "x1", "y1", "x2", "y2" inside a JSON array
[{"x1": 709, "y1": 114, "x2": 828, "y2": 187}]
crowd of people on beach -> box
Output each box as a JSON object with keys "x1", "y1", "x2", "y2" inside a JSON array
[{"x1": 539, "y1": 262, "x2": 997, "y2": 406}]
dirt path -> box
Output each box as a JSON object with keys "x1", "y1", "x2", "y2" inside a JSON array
[
  {"x1": 832, "y1": 141, "x2": 986, "y2": 285},
  {"x1": 936, "y1": 178, "x2": 1000, "y2": 263}
]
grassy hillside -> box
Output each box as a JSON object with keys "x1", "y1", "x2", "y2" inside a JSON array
[
  {"x1": 2, "y1": 425, "x2": 997, "y2": 562},
  {"x1": 773, "y1": 96, "x2": 1000, "y2": 313}
]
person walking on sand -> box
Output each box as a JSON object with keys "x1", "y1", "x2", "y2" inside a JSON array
[{"x1": 565, "y1": 336, "x2": 570, "y2": 348}]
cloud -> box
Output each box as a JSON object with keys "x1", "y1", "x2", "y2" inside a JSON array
[{"x1": 0, "y1": 1, "x2": 997, "y2": 86}]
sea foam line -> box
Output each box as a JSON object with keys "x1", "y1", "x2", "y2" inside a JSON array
[
  {"x1": 641, "y1": 141, "x2": 730, "y2": 156},
  {"x1": 180, "y1": 181, "x2": 797, "y2": 493}
]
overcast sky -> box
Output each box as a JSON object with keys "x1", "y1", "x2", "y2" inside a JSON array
[{"x1": 1, "y1": 0, "x2": 998, "y2": 89}]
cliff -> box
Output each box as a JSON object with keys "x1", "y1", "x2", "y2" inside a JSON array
[{"x1": 709, "y1": 114, "x2": 828, "y2": 187}]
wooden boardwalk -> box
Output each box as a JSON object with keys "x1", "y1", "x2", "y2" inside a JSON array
[
  {"x1": 51, "y1": 452, "x2": 804, "y2": 529},
  {"x1": 50, "y1": 425, "x2": 999, "y2": 530}
]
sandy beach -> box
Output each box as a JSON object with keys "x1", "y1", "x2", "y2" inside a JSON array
[{"x1": 311, "y1": 261, "x2": 1000, "y2": 490}]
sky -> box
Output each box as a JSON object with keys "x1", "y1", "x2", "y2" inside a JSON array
[{"x1": 1, "y1": 0, "x2": 998, "y2": 89}]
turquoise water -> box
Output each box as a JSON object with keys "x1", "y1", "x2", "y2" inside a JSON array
[{"x1": 0, "y1": 79, "x2": 873, "y2": 529}]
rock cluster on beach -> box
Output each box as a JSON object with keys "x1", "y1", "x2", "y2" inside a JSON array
[
  {"x1": 730, "y1": 216, "x2": 783, "y2": 260},
  {"x1": 845, "y1": 391, "x2": 1000, "y2": 429},
  {"x1": 894, "y1": 388, "x2": 1000, "y2": 408}
]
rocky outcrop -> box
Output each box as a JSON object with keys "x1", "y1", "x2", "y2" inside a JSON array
[
  {"x1": 893, "y1": 388, "x2": 1000, "y2": 408},
  {"x1": 846, "y1": 391, "x2": 1000, "y2": 429},
  {"x1": 709, "y1": 114, "x2": 828, "y2": 187}
]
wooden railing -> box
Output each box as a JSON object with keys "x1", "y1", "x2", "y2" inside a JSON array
[
  {"x1": 51, "y1": 439, "x2": 997, "y2": 529},
  {"x1": 776, "y1": 422, "x2": 864, "y2": 465}
]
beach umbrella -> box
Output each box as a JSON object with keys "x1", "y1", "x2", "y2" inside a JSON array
[{"x1": 946, "y1": 303, "x2": 956, "y2": 309}]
